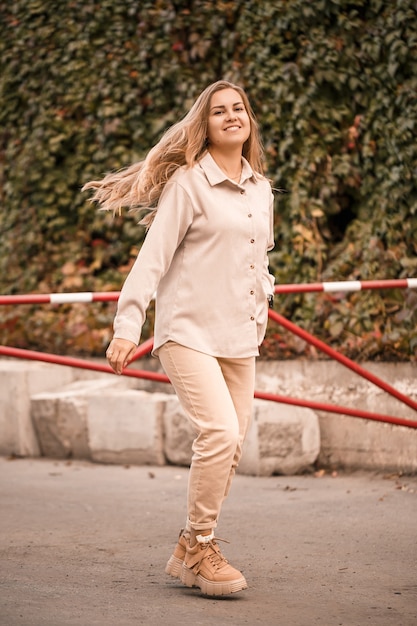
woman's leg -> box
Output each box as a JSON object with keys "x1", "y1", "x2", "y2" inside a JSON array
[
  {"x1": 159, "y1": 342, "x2": 254, "y2": 595},
  {"x1": 217, "y1": 355, "x2": 256, "y2": 498},
  {"x1": 158, "y1": 342, "x2": 255, "y2": 532}
]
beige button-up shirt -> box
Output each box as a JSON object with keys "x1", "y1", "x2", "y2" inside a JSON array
[{"x1": 113, "y1": 151, "x2": 275, "y2": 358}]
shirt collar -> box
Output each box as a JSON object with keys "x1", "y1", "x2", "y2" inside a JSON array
[{"x1": 199, "y1": 151, "x2": 257, "y2": 187}]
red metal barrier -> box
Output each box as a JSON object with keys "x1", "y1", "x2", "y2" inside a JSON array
[
  {"x1": 0, "y1": 292, "x2": 119, "y2": 305},
  {"x1": 254, "y1": 390, "x2": 417, "y2": 429},
  {"x1": 268, "y1": 309, "x2": 417, "y2": 413},
  {"x1": 273, "y1": 278, "x2": 417, "y2": 294},
  {"x1": 1, "y1": 280, "x2": 416, "y2": 428},
  {"x1": 1, "y1": 278, "x2": 416, "y2": 305},
  {"x1": 0, "y1": 344, "x2": 168, "y2": 383},
  {"x1": 1, "y1": 344, "x2": 415, "y2": 429}
]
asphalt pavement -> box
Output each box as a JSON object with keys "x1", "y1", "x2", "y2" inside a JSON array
[{"x1": 1, "y1": 457, "x2": 416, "y2": 626}]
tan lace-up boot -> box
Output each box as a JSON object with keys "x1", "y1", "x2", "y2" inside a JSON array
[
  {"x1": 180, "y1": 532, "x2": 247, "y2": 596},
  {"x1": 165, "y1": 529, "x2": 190, "y2": 579}
]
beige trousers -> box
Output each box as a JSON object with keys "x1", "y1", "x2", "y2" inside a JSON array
[{"x1": 158, "y1": 341, "x2": 255, "y2": 532}]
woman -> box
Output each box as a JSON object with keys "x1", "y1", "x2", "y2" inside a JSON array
[{"x1": 83, "y1": 80, "x2": 275, "y2": 596}]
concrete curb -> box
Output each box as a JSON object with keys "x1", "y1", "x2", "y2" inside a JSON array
[
  {"x1": 30, "y1": 380, "x2": 320, "y2": 476},
  {"x1": 1, "y1": 357, "x2": 416, "y2": 473}
]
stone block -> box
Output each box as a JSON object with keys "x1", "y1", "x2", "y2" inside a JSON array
[
  {"x1": 0, "y1": 360, "x2": 74, "y2": 457},
  {"x1": 255, "y1": 360, "x2": 417, "y2": 473},
  {"x1": 163, "y1": 396, "x2": 321, "y2": 476},
  {"x1": 31, "y1": 379, "x2": 126, "y2": 459},
  {"x1": 163, "y1": 396, "x2": 194, "y2": 466},
  {"x1": 317, "y1": 413, "x2": 417, "y2": 473},
  {"x1": 87, "y1": 390, "x2": 169, "y2": 466},
  {"x1": 238, "y1": 400, "x2": 320, "y2": 476}
]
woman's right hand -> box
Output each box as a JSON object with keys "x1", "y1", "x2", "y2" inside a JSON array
[{"x1": 106, "y1": 338, "x2": 137, "y2": 375}]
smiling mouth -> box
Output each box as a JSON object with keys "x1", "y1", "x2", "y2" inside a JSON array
[{"x1": 224, "y1": 125, "x2": 241, "y2": 131}]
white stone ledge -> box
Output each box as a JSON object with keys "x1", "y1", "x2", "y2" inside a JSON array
[
  {"x1": 30, "y1": 383, "x2": 319, "y2": 475},
  {"x1": 1, "y1": 358, "x2": 416, "y2": 474},
  {"x1": 239, "y1": 400, "x2": 320, "y2": 476},
  {"x1": 87, "y1": 389, "x2": 167, "y2": 466}
]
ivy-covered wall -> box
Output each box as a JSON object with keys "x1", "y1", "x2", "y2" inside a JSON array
[{"x1": 1, "y1": 0, "x2": 416, "y2": 359}]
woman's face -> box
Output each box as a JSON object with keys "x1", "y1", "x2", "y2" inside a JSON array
[{"x1": 206, "y1": 88, "x2": 251, "y2": 151}]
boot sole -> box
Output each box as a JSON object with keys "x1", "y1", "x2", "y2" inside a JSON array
[{"x1": 181, "y1": 564, "x2": 248, "y2": 596}]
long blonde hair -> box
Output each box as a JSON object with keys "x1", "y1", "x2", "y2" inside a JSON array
[{"x1": 82, "y1": 80, "x2": 265, "y2": 226}]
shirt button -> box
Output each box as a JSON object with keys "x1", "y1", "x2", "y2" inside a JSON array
[
  {"x1": 250, "y1": 290, "x2": 254, "y2": 295},
  {"x1": 250, "y1": 238, "x2": 255, "y2": 243},
  {"x1": 248, "y1": 213, "x2": 252, "y2": 218},
  {"x1": 250, "y1": 264, "x2": 254, "y2": 269},
  {"x1": 250, "y1": 316, "x2": 255, "y2": 321},
  {"x1": 240, "y1": 189, "x2": 245, "y2": 195}
]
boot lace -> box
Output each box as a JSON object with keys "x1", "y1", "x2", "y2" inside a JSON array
[{"x1": 195, "y1": 536, "x2": 230, "y2": 572}]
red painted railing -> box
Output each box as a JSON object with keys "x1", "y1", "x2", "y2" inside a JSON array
[{"x1": 1, "y1": 279, "x2": 416, "y2": 428}]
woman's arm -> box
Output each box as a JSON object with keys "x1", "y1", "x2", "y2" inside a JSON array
[{"x1": 106, "y1": 180, "x2": 193, "y2": 373}]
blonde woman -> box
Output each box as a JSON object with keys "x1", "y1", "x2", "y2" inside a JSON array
[{"x1": 83, "y1": 80, "x2": 275, "y2": 596}]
